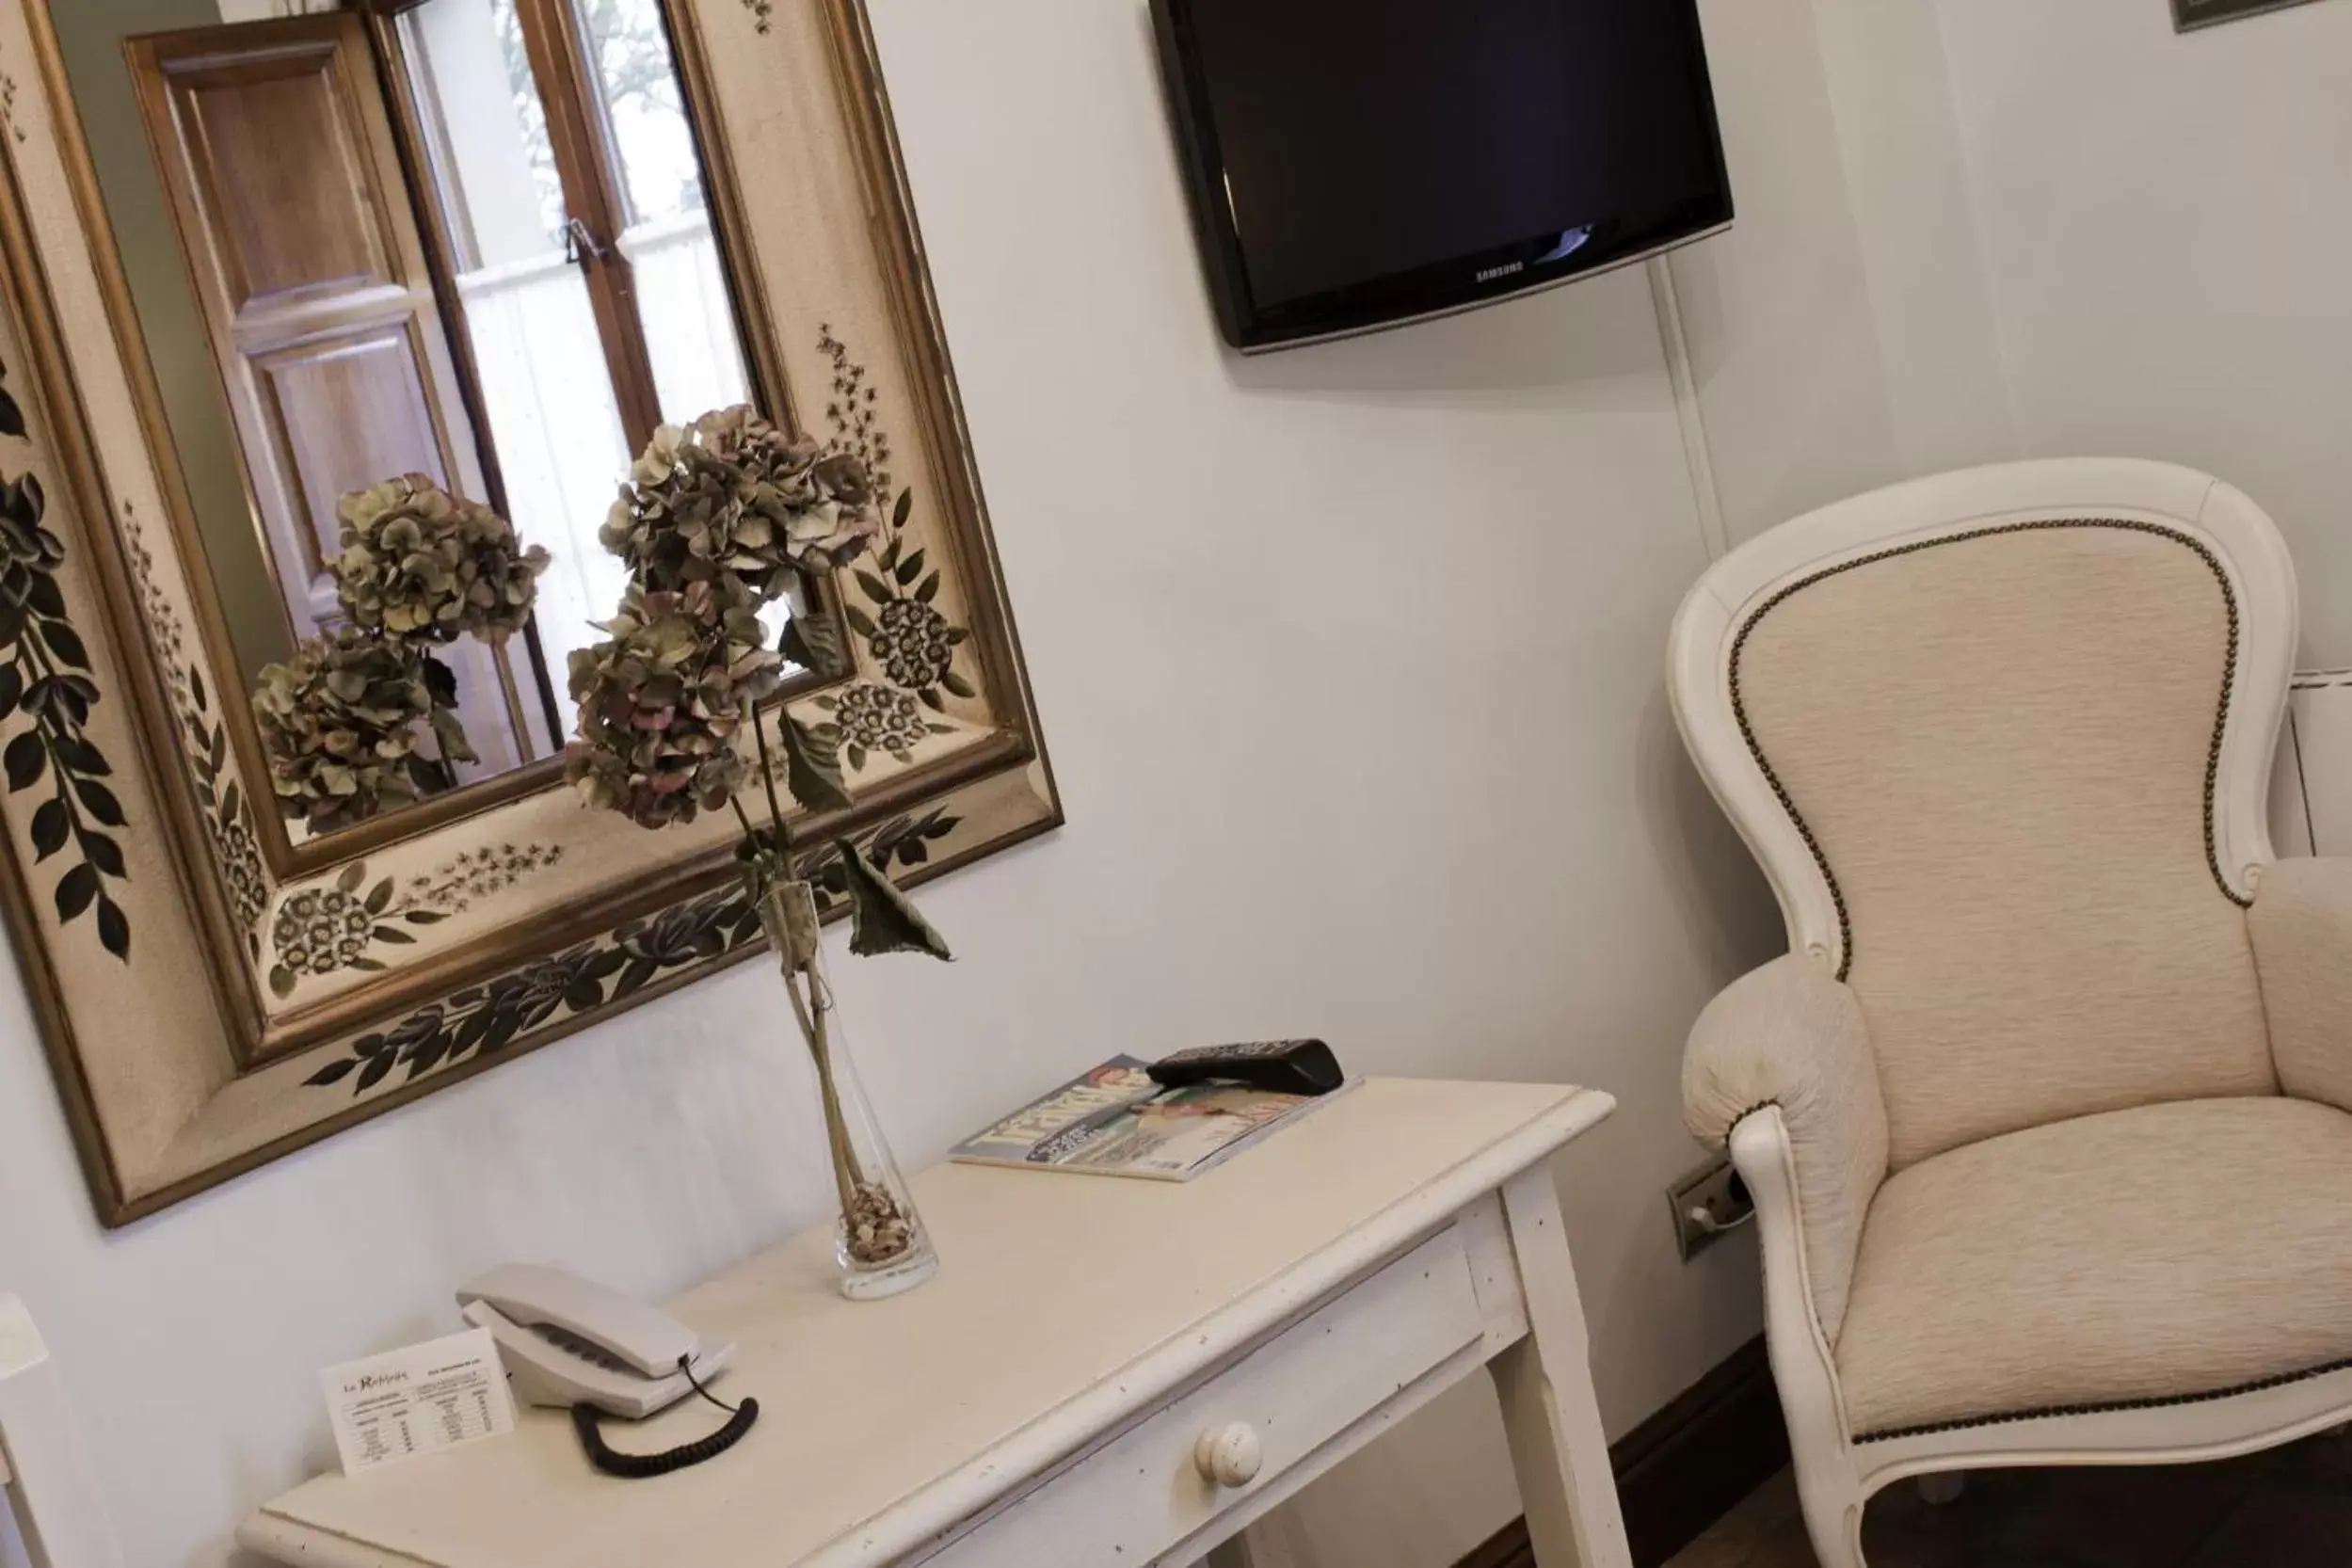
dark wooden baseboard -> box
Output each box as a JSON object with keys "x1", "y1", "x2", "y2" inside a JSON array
[{"x1": 1455, "y1": 1335, "x2": 1788, "y2": 1568}]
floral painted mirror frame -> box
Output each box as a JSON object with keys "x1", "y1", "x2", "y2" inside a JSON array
[{"x1": 0, "y1": 0, "x2": 1058, "y2": 1224}]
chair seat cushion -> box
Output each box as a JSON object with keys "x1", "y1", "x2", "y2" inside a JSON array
[{"x1": 1835, "y1": 1096, "x2": 2352, "y2": 1439}]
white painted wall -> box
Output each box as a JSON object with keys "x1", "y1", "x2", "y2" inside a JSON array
[
  {"x1": 1802, "y1": 0, "x2": 2016, "y2": 481},
  {"x1": 1930, "y1": 0, "x2": 2352, "y2": 664},
  {"x1": 0, "y1": 1, "x2": 1809, "y2": 1562},
  {"x1": 1669, "y1": 0, "x2": 1906, "y2": 547},
  {"x1": 1670, "y1": 0, "x2": 2016, "y2": 548},
  {"x1": 21, "y1": 0, "x2": 2331, "y2": 1560}
]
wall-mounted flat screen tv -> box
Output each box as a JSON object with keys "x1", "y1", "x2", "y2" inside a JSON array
[{"x1": 1150, "y1": 0, "x2": 1734, "y2": 353}]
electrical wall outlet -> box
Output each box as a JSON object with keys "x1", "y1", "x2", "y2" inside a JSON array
[{"x1": 1669, "y1": 1157, "x2": 1754, "y2": 1262}]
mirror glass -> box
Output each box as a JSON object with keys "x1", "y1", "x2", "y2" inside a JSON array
[{"x1": 53, "y1": 0, "x2": 762, "y2": 839}]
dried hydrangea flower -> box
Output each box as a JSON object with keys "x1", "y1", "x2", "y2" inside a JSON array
[
  {"x1": 599, "y1": 406, "x2": 881, "y2": 604},
  {"x1": 336, "y1": 473, "x2": 550, "y2": 645},
  {"x1": 254, "y1": 626, "x2": 435, "y2": 835},
  {"x1": 564, "y1": 579, "x2": 782, "y2": 830}
]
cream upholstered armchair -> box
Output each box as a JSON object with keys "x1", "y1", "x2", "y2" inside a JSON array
[{"x1": 1668, "y1": 459, "x2": 2352, "y2": 1568}]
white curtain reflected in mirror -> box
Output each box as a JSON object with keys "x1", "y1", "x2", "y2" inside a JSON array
[
  {"x1": 403, "y1": 0, "x2": 760, "y2": 697},
  {"x1": 577, "y1": 0, "x2": 753, "y2": 425},
  {"x1": 400, "y1": 0, "x2": 633, "y2": 682}
]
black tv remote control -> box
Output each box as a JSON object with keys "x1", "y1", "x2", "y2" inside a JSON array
[{"x1": 1147, "y1": 1039, "x2": 1344, "y2": 1096}]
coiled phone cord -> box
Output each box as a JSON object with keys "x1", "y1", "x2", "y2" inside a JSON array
[{"x1": 571, "y1": 1357, "x2": 760, "y2": 1479}]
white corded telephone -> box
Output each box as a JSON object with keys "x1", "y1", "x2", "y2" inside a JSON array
[{"x1": 456, "y1": 1264, "x2": 737, "y2": 1420}]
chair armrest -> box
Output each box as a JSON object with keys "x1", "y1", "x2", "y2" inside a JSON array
[
  {"x1": 1684, "y1": 955, "x2": 1888, "y2": 1345},
  {"x1": 2248, "y1": 856, "x2": 2352, "y2": 1112}
]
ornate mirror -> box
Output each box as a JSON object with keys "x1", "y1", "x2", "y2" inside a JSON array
[{"x1": 0, "y1": 0, "x2": 1056, "y2": 1223}]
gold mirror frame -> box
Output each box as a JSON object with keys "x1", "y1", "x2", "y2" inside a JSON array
[{"x1": 0, "y1": 0, "x2": 1058, "y2": 1224}]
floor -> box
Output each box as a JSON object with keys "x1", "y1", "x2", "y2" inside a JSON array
[{"x1": 1663, "y1": 1434, "x2": 2352, "y2": 1567}]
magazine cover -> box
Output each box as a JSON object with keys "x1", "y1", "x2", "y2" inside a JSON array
[{"x1": 951, "y1": 1057, "x2": 1352, "y2": 1181}]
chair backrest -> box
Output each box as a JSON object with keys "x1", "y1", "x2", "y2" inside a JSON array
[
  {"x1": 1671, "y1": 460, "x2": 2297, "y2": 1169},
  {"x1": 0, "y1": 1296, "x2": 122, "y2": 1568}
]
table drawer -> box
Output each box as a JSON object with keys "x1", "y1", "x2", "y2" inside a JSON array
[{"x1": 928, "y1": 1224, "x2": 1485, "y2": 1568}]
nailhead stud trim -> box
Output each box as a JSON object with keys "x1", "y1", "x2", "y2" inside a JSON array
[
  {"x1": 1728, "y1": 518, "x2": 2249, "y2": 984},
  {"x1": 1854, "y1": 1356, "x2": 2352, "y2": 1445}
]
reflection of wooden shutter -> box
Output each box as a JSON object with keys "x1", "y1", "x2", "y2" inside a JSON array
[
  {"x1": 127, "y1": 12, "x2": 485, "y2": 640},
  {"x1": 127, "y1": 13, "x2": 547, "y2": 777}
]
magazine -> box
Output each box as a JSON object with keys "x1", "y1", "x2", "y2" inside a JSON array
[{"x1": 950, "y1": 1056, "x2": 1352, "y2": 1181}]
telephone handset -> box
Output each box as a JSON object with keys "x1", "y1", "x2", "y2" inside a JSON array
[
  {"x1": 456, "y1": 1264, "x2": 757, "y2": 1478},
  {"x1": 458, "y1": 1263, "x2": 734, "y2": 1418}
]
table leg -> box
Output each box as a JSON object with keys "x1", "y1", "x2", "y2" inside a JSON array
[
  {"x1": 1204, "y1": 1514, "x2": 1308, "y2": 1568},
  {"x1": 1487, "y1": 1167, "x2": 1632, "y2": 1568}
]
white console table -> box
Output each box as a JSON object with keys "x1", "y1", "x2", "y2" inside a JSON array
[{"x1": 240, "y1": 1079, "x2": 1629, "y2": 1568}]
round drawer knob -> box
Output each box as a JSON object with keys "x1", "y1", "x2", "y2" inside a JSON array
[{"x1": 1193, "y1": 1422, "x2": 1263, "y2": 1488}]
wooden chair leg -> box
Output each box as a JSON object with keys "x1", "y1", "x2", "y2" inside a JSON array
[{"x1": 1487, "y1": 1167, "x2": 1634, "y2": 1568}]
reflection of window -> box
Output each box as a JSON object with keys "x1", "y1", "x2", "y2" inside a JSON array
[{"x1": 390, "y1": 0, "x2": 754, "y2": 677}]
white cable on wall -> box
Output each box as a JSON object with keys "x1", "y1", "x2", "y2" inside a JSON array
[{"x1": 1647, "y1": 254, "x2": 1731, "y2": 564}]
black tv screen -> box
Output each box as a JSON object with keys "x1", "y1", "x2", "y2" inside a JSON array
[{"x1": 1151, "y1": 0, "x2": 1733, "y2": 352}]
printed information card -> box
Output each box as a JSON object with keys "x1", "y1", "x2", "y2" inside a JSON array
[{"x1": 321, "y1": 1326, "x2": 517, "y2": 1476}]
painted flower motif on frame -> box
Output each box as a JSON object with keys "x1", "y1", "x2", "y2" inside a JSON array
[
  {"x1": 398, "y1": 842, "x2": 563, "y2": 919},
  {"x1": 125, "y1": 504, "x2": 267, "y2": 946},
  {"x1": 819, "y1": 328, "x2": 977, "y2": 712},
  {"x1": 305, "y1": 888, "x2": 757, "y2": 1096},
  {"x1": 815, "y1": 680, "x2": 951, "y2": 772},
  {"x1": 303, "y1": 811, "x2": 960, "y2": 1097},
  {"x1": 0, "y1": 360, "x2": 131, "y2": 959},
  {"x1": 267, "y1": 844, "x2": 560, "y2": 998}
]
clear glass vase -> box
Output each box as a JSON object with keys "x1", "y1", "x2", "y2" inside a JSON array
[{"x1": 755, "y1": 878, "x2": 939, "y2": 1301}]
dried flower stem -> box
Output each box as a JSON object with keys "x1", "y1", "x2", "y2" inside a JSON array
[
  {"x1": 744, "y1": 698, "x2": 876, "y2": 1229},
  {"x1": 778, "y1": 954, "x2": 862, "y2": 1214},
  {"x1": 747, "y1": 698, "x2": 793, "y2": 854}
]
